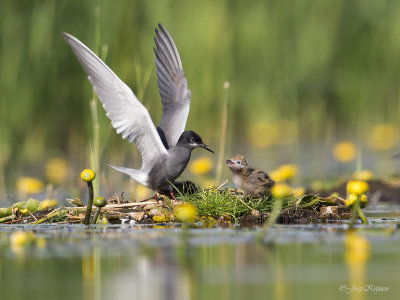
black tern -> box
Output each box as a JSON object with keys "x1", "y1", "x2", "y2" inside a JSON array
[{"x1": 63, "y1": 24, "x2": 214, "y2": 195}]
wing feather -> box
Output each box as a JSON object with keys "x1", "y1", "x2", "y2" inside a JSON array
[
  {"x1": 154, "y1": 24, "x2": 191, "y2": 147},
  {"x1": 63, "y1": 32, "x2": 168, "y2": 171}
]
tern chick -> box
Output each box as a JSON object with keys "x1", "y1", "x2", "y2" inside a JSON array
[
  {"x1": 63, "y1": 24, "x2": 213, "y2": 194},
  {"x1": 226, "y1": 155, "x2": 274, "y2": 198}
]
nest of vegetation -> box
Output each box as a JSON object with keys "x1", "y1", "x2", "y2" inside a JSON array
[{"x1": 0, "y1": 183, "x2": 354, "y2": 226}]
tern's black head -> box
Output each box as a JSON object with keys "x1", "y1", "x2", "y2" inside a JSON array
[{"x1": 177, "y1": 131, "x2": 214, "y2": 153}]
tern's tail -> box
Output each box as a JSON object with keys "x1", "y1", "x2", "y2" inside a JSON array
[{"x1": 108, "y1": 164, "x2": 148, "y2": 186}]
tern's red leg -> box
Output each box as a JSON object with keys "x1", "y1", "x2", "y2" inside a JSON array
[{"x1": 170, "y1": 192, "x2": 177, "y2": 201}]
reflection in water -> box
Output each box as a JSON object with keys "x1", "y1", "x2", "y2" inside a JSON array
[
  {"x1": 0, "y1": 224, "x2": 399, "y2": 300},
  {"x1": 82, "y1": 253, "x2": 94, "y2": 300},
  {"x1": 345, "y1": 231, "x2": 370, "y2": 300},
  {"x1": 82, "y1": 248, "x2": 103, "y2": 300}
]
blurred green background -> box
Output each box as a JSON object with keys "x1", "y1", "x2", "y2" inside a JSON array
[{"x1": 1, "y1": 0, "x2": 400, "y2": 198}]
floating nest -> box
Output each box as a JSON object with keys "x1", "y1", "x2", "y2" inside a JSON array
[
  {"x1": 0, "y1": 192, "x2": 352, "y2": 226},
  {"x1": 3, "y1": 179, "x2": 396, "y2": 226}
]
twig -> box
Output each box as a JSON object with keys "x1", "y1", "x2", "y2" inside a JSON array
[
  {"x1": 237, "y1": 196, "x2": 254, "y2": 211},
  {"x1": 102, "y1": 200, "x2": 158, "y2": 209},
  {"x1": 29, "y1": 211, "x2": 38, "y2": 221},
  {"x1": 216, "y1": 180, "x2": 228, "y2": 190},
  {"x1": 33, "y1": 208, "x2": 66, "y2": 224}
]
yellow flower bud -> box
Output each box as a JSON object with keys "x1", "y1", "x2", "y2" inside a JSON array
[
  {"x1": 346, "y1": 193, "x2": 358, "y2": 207},
  {"x1": 98, "y1": 216, "x2": 109, "y2": 225},
  {"x1": 360, "y1": 194, "x2": 368, "y2": 208},
  {"x1": 80, "y1": 169, "x2": 96, "y2": 182},
  {"x1": 94, "y1": 197, "x2": 107, "y2": 207}
]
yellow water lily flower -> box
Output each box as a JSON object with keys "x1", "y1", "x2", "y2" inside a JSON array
[
  {"x1": 45, "y1": 158, "x2": 68, "y2": 184},
  {"x1": 16, "y1": 177, "x2": 44, "y2": 195},
  {"x1": 347, "y1": 180, "x2": 369, "y2": 195},
  {"x1": 201, "y1": 179, "x2": 216, "y2": 189},
  {"x1": 271, "y1": 183, "x2": 292, "y2": 198},
  {"x1": 270, "y1": 164, "x2": 299, "y2": 182},
  {"x1": 367, "y1": 124, "x2": 398, "y2": 151},
  {"x1": 292, "y1": 187, "x2": 306, "y2": 197},
  {"x1": 38, "y1": 199, "x2": 58, "y2": 211},
  {"x1": 134, "y1": 185, "x2": 153, "y2": 199},
  {"x1": 248, "y1": 121, "x2": 279, "y2": 148},
  {"x1": 174, "y1": 203, "x2": 198, "y2": 223},
  {"x1": 189, "y1": 157, "x2": 214, "y2": 175},
  {"x1": 333, "y1": 141, "x2": 357, "y2": 163},
  {"x1": 352, "y1": 170, "x2": 373, "y2": 181}
]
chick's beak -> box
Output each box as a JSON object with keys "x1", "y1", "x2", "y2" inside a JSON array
[
  {"x1": 201, "y1": 143, "x2": 214, "y2": 153},
  {"x1": 225, "y1": 159, "x2": 233, "y2": 165}
]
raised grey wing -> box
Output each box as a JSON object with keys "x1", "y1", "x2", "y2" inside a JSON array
[
  {"x1": 63, "y1": 33, "x2": 168, "y2": 171},
  {"x1": 154, "y1": 23, "x2": 191, "y2": 147}
]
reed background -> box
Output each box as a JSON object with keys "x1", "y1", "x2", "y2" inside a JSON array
[{"x1": 1, "y1": 0, "x2": 400, "y2": 198}]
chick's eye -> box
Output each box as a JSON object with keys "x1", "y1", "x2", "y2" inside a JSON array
[{"x1": 236, "y1": 161, "x2": 241, "y2": 164}]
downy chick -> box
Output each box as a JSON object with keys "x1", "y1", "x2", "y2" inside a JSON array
[{"x1": 226, "y1": 155, "x2": 274, "y2": 198}]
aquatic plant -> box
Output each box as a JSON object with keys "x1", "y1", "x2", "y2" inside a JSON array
[
  {"x1": 92, "y1": 196, "x2": 106, "y2": 224},
  {"x1": 81, "y1": 169, "x2": 96, "y2": 225}
]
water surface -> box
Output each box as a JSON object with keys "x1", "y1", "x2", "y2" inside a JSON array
[{"x1": 0, "y1": 207, "x2": 399, "y2": 300}]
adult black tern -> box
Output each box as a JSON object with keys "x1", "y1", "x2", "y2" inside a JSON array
[{"x1": 63, "y1": 24, "x2": 214, "y2": 195}]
